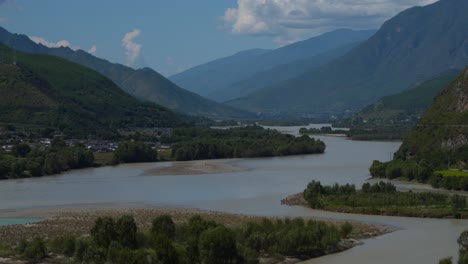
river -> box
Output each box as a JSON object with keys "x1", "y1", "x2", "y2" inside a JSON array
[{"x1": 0, "y1": 125, "x2": 466, "y2": 263}]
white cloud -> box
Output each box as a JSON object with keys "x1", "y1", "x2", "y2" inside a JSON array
[
  {"x1": 88, "y1": 44, "x2": 97, "y2": 55},
  {"x1": 122, "y1": 29, "x2": 142, "y2": 66},
  {"x1": 29, "y1": 36, "x2": 79, "y2": 50},
  {"x1": 223, "y1": 0, "x2": 438, "y2": 45}
]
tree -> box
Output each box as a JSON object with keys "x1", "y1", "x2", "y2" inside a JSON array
[
  {"x1": 340, "y1": 222, "x2": 353, "y2": 238},
  {"x1": 458, "y1": 231, "x2": 468, "y2": 250},
  {"x1": 151, "y1": 215, "x2": 176, "y2": 240},
  {"x1": 154, "y1": 234, "x2": 179, "y2": 264},
  {"x1": 12, "y1": 143, "x2": 31, "y2": 158},
  {"x1": 451, "y1": 195, "x2": 466, "y2": 218},
  {"x1": 23, "y1": 237, "x2": 47, "y2": 262},
  {"x1": 91, "y1": 216, "x2": 117, "y2": 248},
  {"x1": 113, "y1": 141, "x2": 157, "y2": 164},
  {"x1": 199, "y1": 226, "x2": 238, "y2": 264},
  {"x1": 439, "y1": 257, "x2": 452, "y2": 264},
  {"x1": 116, "y1": 215, "x2": 138, "y2": 248}
]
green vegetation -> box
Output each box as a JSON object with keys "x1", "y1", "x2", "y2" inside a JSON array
[
  {"x1": 299, "y1": 126, "x2": 348, "y2": 135},
  {"x1": 168, "y1": 126, "x2": 325, "y2": 161},
  {"x1": 370, "y1": 160, "x2": 468, "y2": 191},
  {"x1": 112, "y1": 141, "x2": 157, "y2": 164},
  {"x1": 344, "y1": 125, "x2": 411, "y2": 141},
  {"x1": 0, "y1": 27, "x2": 251, "y2": 119},
  {"x1": 0, "y1": 140, "x2": 94, "y2": 180},
  {"x1": 303, "y1": 181, "x2": 468, "y2": 218},
  {"x1": 348, "y1": 71, "x2": 458, "y2": 125},
  {"x1": 7, "y1": 214, "x2": 353, "y2": 263},
  {"x1": 0, "y1": 44, "x2": 183, "y2": 139},
  {"x1": 369, "y1": 68, "x2": 468, "y2": 191},
  {"x1": 435, "y1": 170, "x2": 468, "y2": 177}
]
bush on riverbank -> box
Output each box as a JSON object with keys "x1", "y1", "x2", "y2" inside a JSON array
[
  {"x1": 303, "y1": 181, "x2": 468, "y2": 218},
  {"x1": 169, "y1": 126, "x2": 325, "y2": 161}
]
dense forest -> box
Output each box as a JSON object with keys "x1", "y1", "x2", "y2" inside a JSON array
[
  {"x1": 112, "y1": 141, "x2": 158, "y2": 164},
  {"x1": 168, "y1": 126, "x2": 326, "y2": 161},
  {"x1": 12, "y1": 214, "x2": 353, "y2": 264},
  {"x1": 0, "y1": 139, "x2": 93, "y2": 180},
  {"x1": 303, "y1": 181, "x2": 467, "y2": 218}
]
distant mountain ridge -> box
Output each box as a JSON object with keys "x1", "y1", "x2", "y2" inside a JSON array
[
  {"x1": 212, "y1": 41, "x2": 362, "y2": 102},
  {"x1": 228, "y1": 0, "x2": 468, "y2": 115},
  {"x1": 0, "y1": 27, "x2": 251, "y2": 119},
  {"x1": 170, "y1": 29, "x2": 376, "y2": 101},
  {"x1": 0, "y1": 44, "x2": 182, "y2": 138}
]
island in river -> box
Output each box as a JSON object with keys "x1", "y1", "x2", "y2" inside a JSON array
[{"x1": 283, "y1": 181, "x2": 467, "y2": 219}]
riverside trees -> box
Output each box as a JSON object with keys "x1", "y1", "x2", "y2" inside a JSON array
[
  {"x1": 22, "y1": 214, "x2": 351, "y2": 264},
  {"x1": 169, "y1": 126, "x2": 326, "y2": 161}
]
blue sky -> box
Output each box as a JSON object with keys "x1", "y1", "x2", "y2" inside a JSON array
[{"x1": 0, "y1": 0, "x2": 437, "y2": 76}]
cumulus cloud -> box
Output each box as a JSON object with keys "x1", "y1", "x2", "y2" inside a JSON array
[
  {"x1": 88, "y1": 44, "x2": 97, "y2": 55},
  {"x1": 122, "y1": 29, "x2": 142, "y2": 66},
  {"x1": 29, "y1": 36, "x2": 79, "y2": 50},
  {"x1": 223, "y1": 0, "x2": 438, "y2": 45}
]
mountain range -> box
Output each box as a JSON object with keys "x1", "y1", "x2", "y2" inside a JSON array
[
  {"x1": 170, "y1": 29, "x2": 376, "y2": 102},
  {"x1": 0, "y1": 27, "x2": 251, "y2": 120},
  {"x1": 227, "y1": 0, "x2": 468, "y2": 115},
  {"x1": 0, "y1": 44, "x2": 182, "y2": 138}
]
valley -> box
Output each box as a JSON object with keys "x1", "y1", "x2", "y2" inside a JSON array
[{"x1": 0, "y1": 0, "x2": 467, "y2": 263}]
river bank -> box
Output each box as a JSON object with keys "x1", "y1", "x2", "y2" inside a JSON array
[{"x1": 0, "y1": 205, "x2": 393, "y2": 264}]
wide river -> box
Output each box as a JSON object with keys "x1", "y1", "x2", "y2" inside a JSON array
[{"x1": 0, "y1": 125, "x2": 466, "y2": 263}]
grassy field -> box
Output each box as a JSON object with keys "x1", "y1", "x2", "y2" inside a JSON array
[{"x1": 436, "y1": 170, "x2": 468, "y2": 177}]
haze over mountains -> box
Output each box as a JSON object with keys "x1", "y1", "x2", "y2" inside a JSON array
[
  {"x1": 0, "y1": 27, "x2": 251, "y2": 120},
  {"x1": 170, "y1": 29, "x2": 376, "y2": 102},
  {"x1": 227, "y1": 0, "x2": 468, "y2": 115}
]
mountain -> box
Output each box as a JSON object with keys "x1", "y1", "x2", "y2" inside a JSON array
[
  {"x1": 211, "y1": 41, "x2": 362, "y2": 102},
  {"x1": 0, "y1": 27, "x2": 251, "y2": 120},
  {"x1": 170, "y1": 29, "x2": 376, "y2": 100},
  {"x1": 395, "y1": 67, "x2": 468, "y2": 168},
  {"x1": 228, "y1": 0, "x2": 468, "y2": 115},
  {"x1": 352, "y1": 70, "x2": 459, "y2": 123},
  {"x1": 0, "y1": 44, "x2": 182, "y2": 138}
]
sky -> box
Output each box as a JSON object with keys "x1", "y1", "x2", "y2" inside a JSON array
[{"x1": 0, "y1": 0, "x2": 437, "y2": 76}]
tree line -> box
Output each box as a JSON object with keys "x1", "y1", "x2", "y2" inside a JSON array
[
  {"x1": 303, "y1": 181, "x2": 467, "y2": 218},
  {"x1": 168, "y1": 126, "x2": 326, "y2": 161},
  {"x1": 0, "y1": 139, "x2": 93, "y2": 179},
  {"x1": 370, "y1": 160, "x2": 468, "y2": 191},
  {"x1": 13, "y1": 214, "x2": 354, "y2": 264}
]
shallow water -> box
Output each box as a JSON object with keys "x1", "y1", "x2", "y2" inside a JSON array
[
  {"x1": 0, "y1": 218, "x2": 40, "y2": 226},
  {"x1": 0, "y1": 125, "x2": 466, "y2": 263}
]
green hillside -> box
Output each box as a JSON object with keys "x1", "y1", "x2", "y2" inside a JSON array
[
  {"x1": 353, "y1": 71, "x2": 459, "y2": 123},
  {"x1": 0, "y1": 44, "x2": 182, "y2": 138},
  {"x1": 228, "y1": 0, "x2": 468, "y2": 115},
  {"x1": 396, "y1": 68, "x2": 468, "y2": 167},
  {"x1": 0, "y1": 27, "x2": 251, "y2": 120}
]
